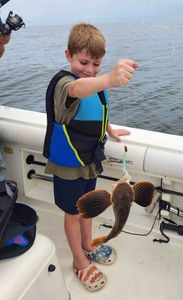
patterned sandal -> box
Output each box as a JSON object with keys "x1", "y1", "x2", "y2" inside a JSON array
[
  {"x1": 83, "y1": 244, "x2": 117, "y2": 265},
  {"x1": 73, "y1": 263, "x2": 107, "y2": 291}
]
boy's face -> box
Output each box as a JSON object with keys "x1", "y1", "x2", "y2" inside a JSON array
[{"x1": 65, "y1": 49, "x2": 102, "y2": 78}]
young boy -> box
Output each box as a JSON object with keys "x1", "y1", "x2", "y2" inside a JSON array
[{"x1": 43, "y1": 23, "x2": 137, "y2": 292}]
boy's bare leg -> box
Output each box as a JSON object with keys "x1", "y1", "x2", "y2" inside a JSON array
[
  {"x1": 80, "y1": 218, "x2": 96, "y2": 252},
  {"x1": 64, "y1": 213, "x2": 90, "y2": 270}
]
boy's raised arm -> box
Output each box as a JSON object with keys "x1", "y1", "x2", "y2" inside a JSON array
[{"x1": 68, "y1": 59, "x2": 138, "y2": 99}]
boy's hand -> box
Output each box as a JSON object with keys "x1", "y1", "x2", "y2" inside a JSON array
[
  {"x1": 107, "y1": 59, "x2": 138, "y2": 88},
  {"x1": 107, "y1": 123, "x2": 131, "y2": 142},
  {"x1": 108, "y1": 128, "x2": 131, "y2": 142}
]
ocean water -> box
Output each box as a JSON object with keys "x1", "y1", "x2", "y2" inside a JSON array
[{"x1": 0, "y1": 21, "x2": 183, "y2": 136}]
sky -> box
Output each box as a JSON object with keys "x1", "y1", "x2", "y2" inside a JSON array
[{"x1": 0, "y1": 0, "x2": 183, "y2": 26}]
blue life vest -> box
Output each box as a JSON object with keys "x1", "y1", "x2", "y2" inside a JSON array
[{"x1": 43, "y1": 70, "x2": 109, "y2": 169}]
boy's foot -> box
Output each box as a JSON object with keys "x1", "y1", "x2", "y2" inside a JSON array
[
  {"x1": 73, "y1": 263, "x2": 107, "y2": 292},
  {"x1": 83, "y1": 244, "x2": 117, "y2": 265}
]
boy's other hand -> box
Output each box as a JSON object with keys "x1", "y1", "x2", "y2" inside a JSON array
[
  {"x1": 108, "y1": 128, "x2": 131, "y2": 142},
  {"x1": 107, "y1": 123, "x2": 131, "y2": 142},
  {"x1": 107, "y1": 59, "x2": 138, "y2": 88}
]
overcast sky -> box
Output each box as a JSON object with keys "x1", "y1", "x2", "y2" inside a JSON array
[{"x1": 1, "y1": 0, "x2": 182, "y2": 26}]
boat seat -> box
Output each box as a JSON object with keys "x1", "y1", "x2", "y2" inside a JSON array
[{"x1": 0, "y1": 233, "x2": 69, "y2": 300}]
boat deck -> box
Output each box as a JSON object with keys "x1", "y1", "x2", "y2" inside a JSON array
[
  {"x1": 36, "y1": 203, "x2": 183, "y2": 300},
  {"x1": 1, "y1": 106, "x2": 183, "y2": 299}
]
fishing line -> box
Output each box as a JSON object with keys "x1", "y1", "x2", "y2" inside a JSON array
[
  {"x1": 139, "y1": 0, "x2": 175, "y2": 67},
  {"x1": 123, "y1": 86, "x2": 126, "y2": 127},
  {"x1": 140, "y1": 38, "x2": 175, "y2": 67},
  {"x1": 121, "y1": 1, "x2": 175, "y2": 126}
]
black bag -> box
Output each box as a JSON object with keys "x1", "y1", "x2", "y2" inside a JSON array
[
  {"x1": 0, "y1": 180, "x2": 38, "y2": 259},
  {"x1": 0, "y1": 180, "x2": 18, "y2": 244}
]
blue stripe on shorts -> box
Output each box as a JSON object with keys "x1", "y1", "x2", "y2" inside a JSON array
[{"x1": 53, "y1": 175, "x2": 97, "y2": 215}]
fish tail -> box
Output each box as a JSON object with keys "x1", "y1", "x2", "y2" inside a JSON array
[
  {"x1": 77, "y1": 189, "x2": 111, "y2": 218},
  {"x1": 91, "y1": 236, "x2": 107, "y2": 247},
  {"x1": 133, "y1": 181, "x2": 155, "y2": 207}
]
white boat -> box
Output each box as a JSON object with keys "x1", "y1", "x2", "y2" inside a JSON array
[{"x1": 0, "y1": 105, "x2": 183, "y2": 300}]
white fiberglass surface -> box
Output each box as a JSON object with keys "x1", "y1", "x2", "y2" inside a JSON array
[{"x1": 37, "y1": 207, "x2": 183, "y2": 300}]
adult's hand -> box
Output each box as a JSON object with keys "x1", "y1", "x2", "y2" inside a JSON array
[{"x1": 0, "y1": 33, "x2": 10, "y2": 57}]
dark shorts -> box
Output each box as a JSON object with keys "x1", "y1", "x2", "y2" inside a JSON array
[{"x1": 53, "y1": 175, "x2": 97, "y2": 215}]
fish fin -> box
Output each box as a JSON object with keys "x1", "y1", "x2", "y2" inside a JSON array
[
  {"x1": 133, "y1": 181, "x2": 155, "y2": 207},
  {"x1": 91, "y1": 236, "x2": 107, "y2": 247},
  {"x1": 77, "y1": 189, "x2": 111, "y2": 218}
]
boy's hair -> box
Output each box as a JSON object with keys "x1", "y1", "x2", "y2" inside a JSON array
[{"x1": 67, "y1": 23, "x2": 105, "y2": 59}]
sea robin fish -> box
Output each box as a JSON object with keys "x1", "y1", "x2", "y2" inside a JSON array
[{"x1": 77, "y1": 176, "x2": 155, "y2": 247}]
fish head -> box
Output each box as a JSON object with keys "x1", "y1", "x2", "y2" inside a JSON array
[
  {"x1": 111, "y1": 181, "x2": 134, "y2": 209},
  {"x1": 112, "y1": 171, "x2": 131, "y2": 189}
]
